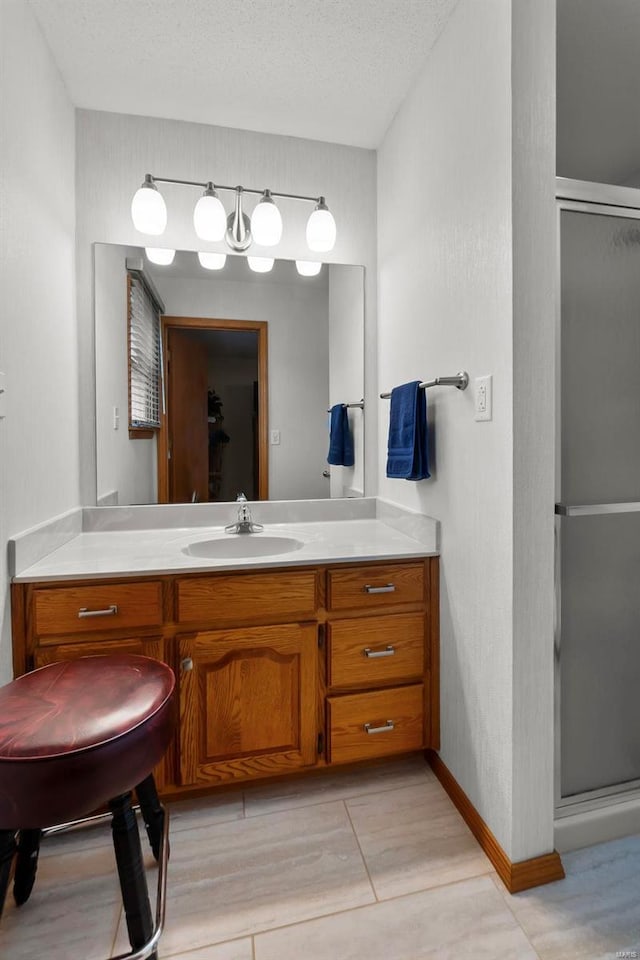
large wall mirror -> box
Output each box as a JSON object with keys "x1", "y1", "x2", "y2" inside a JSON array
[{"x1": 94, "y1": 244, "x2": 365, "y2": 505}]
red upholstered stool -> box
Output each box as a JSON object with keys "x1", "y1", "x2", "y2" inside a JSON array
[{"x1": 0, "y1": 655, "x2": 176, "y2": 960}]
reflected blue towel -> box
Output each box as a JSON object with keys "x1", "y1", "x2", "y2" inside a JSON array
[
  {"x1": 386, "y1": 381, "x2": 430, "y2": 480},
  {"x1": 328, "y1": 404, "x2": 354, "y2": 467}
]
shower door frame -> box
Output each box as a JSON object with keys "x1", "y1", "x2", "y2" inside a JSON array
[{"x1": 555, "y1": 176, "x2": 640, "y2": 818}]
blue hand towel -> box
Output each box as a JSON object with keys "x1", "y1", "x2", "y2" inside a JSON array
[
  {"x1": 386, "y1": 381, "x2": 430, "y2": 480},
  {"x1": 328, "y1": 404, "x2": 355, "y2": 467}
]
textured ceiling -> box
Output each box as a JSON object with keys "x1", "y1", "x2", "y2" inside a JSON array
[
  {"x1": 28, "y1": 0, "x2": 458, "y2": 148},
  {"x1": 558, "y1": 0, "x2": 640, "y2": 184}
]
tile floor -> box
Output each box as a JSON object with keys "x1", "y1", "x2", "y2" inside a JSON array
[{"x1": 1, "y1": 755, "x2": 639, "y2": 960}]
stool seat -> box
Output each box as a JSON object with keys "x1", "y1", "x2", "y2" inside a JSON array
[{"x1": 0, "y1": 655, "x2": 175, "y2": 829}]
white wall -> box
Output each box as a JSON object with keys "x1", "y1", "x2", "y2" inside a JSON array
[
  {"x1": 94, "y1": 244, "x2": 157, "y2": 505},
  {"x1": 377, "y1": 0, "x2": 555, "y2": 862},
  {"x1": 154, "y1": 271, "x2": 330, "y2": 501},
  {"x1": 75, "y1": 110, "x2": 377, "y2": 505},
  {"x1": 329, "y1": 266, "x2": 365, "y2": 497},
  {"x1": 0, "y1": 0, "x2": 78, "y2": 682},
  {"x1": 510, "y1": 0, "x2": 556, "y2": 864}
]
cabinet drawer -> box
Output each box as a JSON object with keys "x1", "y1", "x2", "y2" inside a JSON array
[
  {"x1": 328, "y1": 613, "x2": 425, "y2": 688},
  {"x1": 33, "y1": 636, "x2": 163, "y2": 669},
  {"x1": 33, "y1": 582, "x2": 163, "y2": 641},
  {"x1": 327, "y1": 563, "x2": 424, "y2": 611},
  {"x1": 177, "y1": 570, "x2": 318, "y2": 624},
  {"x1": 328, "y1": 684, "x2": 425, "y2": 763}
]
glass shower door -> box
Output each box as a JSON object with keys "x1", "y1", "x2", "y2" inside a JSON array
[{"x1": 558, "y1": 196, "x2": 640, "y2": 806}]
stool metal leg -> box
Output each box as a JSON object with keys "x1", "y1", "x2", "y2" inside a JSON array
[
  {"x1": 0, "y1": 830, "x2": 17, "y2": 919},
  {"x1": 13, "y1": 828, "x2": 41, "y2": 906},
  {"x1": 109, "y1": 792, "x2": 154, "y2": 958},
  {"x1": 135, "y1": 775, "x2": 164, "y2": 862}
]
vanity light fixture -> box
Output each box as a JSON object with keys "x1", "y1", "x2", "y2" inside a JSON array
[
  {"x1": 131, "y1": 175, "x2": 168, "y2": 235},
  {"x1": 306, "y1": 198, "x2": 337, "y2": 253},
  {"x1": 193, "y1": 182, "x2": 226, "y2": 242},
  {"x1": 295, "y1": 260, "x2": 322, "y2": 277},
  {"x1": 226, "y1": 187, "x2": 252, "y2": 252},
  {"x1": 251, "y1": 190, "x2": 283, "y2": 247},
  {"x1": 145, "y1": 247, "x2": 175, "y2": 265},
  {"x1": 247, "y1": 256, "x2": 275, "y2": 273},
  {"x1": 198, "y1": 251, "x2": 227, "y2": 270},
  {"x1": 131, "y1": 174, "x2": 337, "y2": 254}
]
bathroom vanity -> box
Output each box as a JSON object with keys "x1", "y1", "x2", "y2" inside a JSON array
[{"x1": 10, "y1": 518, "x2": 438, "y2": 799}]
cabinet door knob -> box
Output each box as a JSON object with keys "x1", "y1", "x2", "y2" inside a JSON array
[
  {"x1": 363, "y1": 583, "x2": 396, "y2": 594},
  {"x1": 363, "y1": 645, "x2": 395, "y2": 659},
  {"x1": 364, "y1": 721, "x2": 395, "y2": 735},
  {"x1": 181, "y1": 657, "x2": 194, "y2": 672}
]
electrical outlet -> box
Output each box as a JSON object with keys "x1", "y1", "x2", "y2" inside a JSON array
[
  {"x1": 474, "y1": 375, "x2": 492, "y2": 422},
  {"x1": 270, "y1": 429, "x2": 281, "y2": 445}
]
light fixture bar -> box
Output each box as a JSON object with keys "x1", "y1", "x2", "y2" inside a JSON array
[{"x1": 148, "y1": 175, "x2": 322, "y2": 205}]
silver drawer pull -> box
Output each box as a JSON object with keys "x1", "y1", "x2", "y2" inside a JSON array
[
  {"x1": 363, "y1": 645, "x2": 395, "y2": 659},
  {"x1": 181, "y1": 658, "x2": 194, "y2": 672},
  {"x1": 364, "y1": 583, "x2": 396, "y2": 594},
  {"x1": 364, "y1": 720, "x2": 395, "y2": 735},
  {"x1": 78, "y1": 604, "x2": 118, "y2": 619}
]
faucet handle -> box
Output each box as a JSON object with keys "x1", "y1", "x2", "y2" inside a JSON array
[{"x1": 236, "y1": 492, "x2": 247, "y2": 502}]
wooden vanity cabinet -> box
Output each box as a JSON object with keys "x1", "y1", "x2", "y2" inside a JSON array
[
  {"x1": 324, "y1": 558, "x2": 438, "y2": 766},
  {"x1": 11, "y1": 556, "x2": 439, "y2": 799}
]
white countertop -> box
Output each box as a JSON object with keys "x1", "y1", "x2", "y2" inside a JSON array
[{"x1": 13, "y1": 519, "x2": 437, "y2": 583}]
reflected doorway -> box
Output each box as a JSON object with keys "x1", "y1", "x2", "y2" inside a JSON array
[{"x1": 157, "y1": 317, "x2": 268, "y2": 503}]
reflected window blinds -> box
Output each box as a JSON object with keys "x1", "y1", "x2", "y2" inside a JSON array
[{"x1": 128, "y1": 273, "x2": 161, "y2": 430}]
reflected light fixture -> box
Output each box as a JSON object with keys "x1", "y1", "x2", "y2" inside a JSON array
[
  {"x1": 131, "y1": 175, "x2": 167, "y2": 235},
  {"x1": 145, "y1": 247, "x2": 175, "y2": 265},
  {"x1": 295, "y1": 260, "x2": 322, "y2": 277},
  {"x1": 193, "y1": 182, "x2": 226, "y2": 242},
  {"x1": 130, "y1": 173, "x2": 336, "y2": 255},
  {"x1": 247, "y1": 256, "x2": 274, "y2": 273},
  {"x1": 198, "y1": 251, "x2": 227, "y2": 270}
]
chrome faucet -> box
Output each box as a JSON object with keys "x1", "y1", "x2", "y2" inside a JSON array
[{"x1": 225, "y1": 493, "x2": 264, "y2": 535}]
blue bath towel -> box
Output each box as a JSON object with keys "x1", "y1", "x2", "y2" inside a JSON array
[
  {"x1": 328, "y1": 404, "x2": 354, "y2": 467},
  {"x1": 386, "y1": 381, "x2": 430, "y2": 480}
]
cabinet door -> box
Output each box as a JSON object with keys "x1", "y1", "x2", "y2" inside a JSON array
[
  {"x1": 33, "y1": 637, "x2": 168, "y2": 790},
  {"x1": 179, "y1": 623, "x2": 317, "y2": 785}
]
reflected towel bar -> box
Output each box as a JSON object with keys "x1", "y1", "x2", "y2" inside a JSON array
[
  {"x1": 326, "y1": 399, "x2": 364, "y2": 412},
  {"x1": 380, "y1": 371, "x2": 469, "y2": 399}
]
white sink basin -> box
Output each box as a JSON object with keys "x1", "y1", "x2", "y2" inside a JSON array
[{"x1": 183, "y1": 535, "x2": 304, "y2": 560}]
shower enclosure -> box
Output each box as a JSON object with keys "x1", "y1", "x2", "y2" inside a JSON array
[{"x1": 556, "y1": 178, "x2": 640, "y2": 818}]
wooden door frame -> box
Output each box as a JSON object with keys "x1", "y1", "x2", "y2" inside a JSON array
[{"x1": 157, "y1": 316, "x2": 268, "y2": 503}]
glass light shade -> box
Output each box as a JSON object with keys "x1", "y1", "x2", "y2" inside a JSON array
[
  {"x1": 247, "y1": 256, "x2": 274, "y2": 273},
  {"x1": 251, "y1": 194, "x2": 283, "y2": 246},
  {"x1": 198, "y1": 251, "x2": 227, "y2": 270},
  {"x1": 306, "y1": 199, "x2": 337, "y2": 253},
  {"x1": 145, "y1": 247, "x2": 175, "y2": 266},
  {"x1": 131, "y1": 180, "x2": 167, "y2": 235},
  {"x1": 295, "y1": 260, "x2": 322, "y2": 277},
  {"x1": 193, "y1": 186, "x2": 227, "y2": 242}
]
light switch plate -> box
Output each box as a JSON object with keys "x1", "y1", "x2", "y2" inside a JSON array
[{"x1": 270, "y1": 429, "x2": 281, "y2": 445}]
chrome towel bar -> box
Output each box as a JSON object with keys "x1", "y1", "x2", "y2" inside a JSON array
[
  {"x1": 326, "y1": 399, "x2": 364, "y2": 411},
  {"x1": 380, "y1": 371, "x2": 469, "y2": 399}
]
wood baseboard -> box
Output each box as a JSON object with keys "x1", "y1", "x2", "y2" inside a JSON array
[{"x1": 426, "y1": 749, "x2": 565, "y2": 894}]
